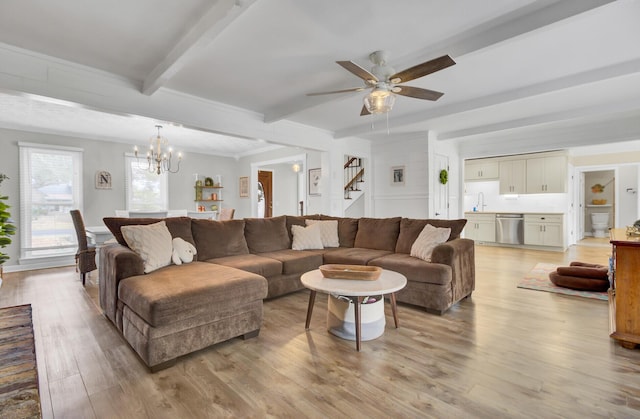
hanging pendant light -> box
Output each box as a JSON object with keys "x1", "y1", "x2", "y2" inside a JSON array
[
  {"x1": 134, "y1": 125, "x2": 182, "y2": 174},
  {"x1": 363, "y1": 86, "x2": 395, "y2": 114}
]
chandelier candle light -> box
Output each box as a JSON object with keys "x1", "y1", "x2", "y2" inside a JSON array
[{"x1": 135, "y1": 125, "x2": 182, "y2": 174}]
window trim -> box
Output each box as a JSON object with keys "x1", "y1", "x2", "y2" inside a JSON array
[{"x1": 18, "y1": 142, "x2": 83, "y2": 261}]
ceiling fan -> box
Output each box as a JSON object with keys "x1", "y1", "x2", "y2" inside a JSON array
[{"x1": 307, "y1": 51, "x2": 455, "y2": 116}]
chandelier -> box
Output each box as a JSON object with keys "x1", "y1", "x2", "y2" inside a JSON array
[{"x1": 134, "y1": 125, "x2": 182, "y2": 174}]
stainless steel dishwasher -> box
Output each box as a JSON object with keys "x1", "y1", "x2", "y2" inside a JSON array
[{"x1": 496, "y1": 213, "x2": 524, "y2": 244}]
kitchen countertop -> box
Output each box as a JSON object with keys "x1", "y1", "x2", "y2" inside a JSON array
[{"x1": 464, "y1": 211, "x2": 565, "y2": 215}]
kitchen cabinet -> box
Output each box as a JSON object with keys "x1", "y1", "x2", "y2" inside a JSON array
[
  {"x1": 499, "y1": 160, "x2": 526, "y2": 194},
  {"x1": 464, "y1": 160, "x2": 499, "y2": 181},
  {"x1": 609, "y1": 228, "x2": 640, "y2": 349},
  {"x1": 465, "y1": 213, "x2": 496, "y2": 242},
  {"x1": 524, "y1": 214, "x2": 564, "y2": 247},
  {"x1": 526, "y1": 156, "x2": 566, "y2": 193}
]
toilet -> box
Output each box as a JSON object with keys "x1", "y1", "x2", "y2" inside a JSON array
[{"x1": 591, "y1": 212, "x2": 610, "y2": 238}]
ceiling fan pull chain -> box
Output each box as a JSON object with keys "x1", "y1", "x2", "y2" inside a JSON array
[{"x1": 386, "y1": 111, "x2": 390, "y2": 135}]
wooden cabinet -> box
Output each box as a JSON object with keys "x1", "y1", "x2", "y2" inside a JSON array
[
  {"x1": 609, "y1": 228, "x2": 640, "y2": 349},
  {"x1": 465, "y1": 213, "x2": 496, "y2": 242},
  {"x1": 524, "y1": 214, "x2": 564, "y2": 247},
  {"x1": 499, "y1": 160, "x2": 526, "y2": 194},
  {"x1": 464, "y1": 160, "x2": 499, "y2": 181},
  {"x1": 526, "y1": 156, "x2": 566, "y2": 193}
]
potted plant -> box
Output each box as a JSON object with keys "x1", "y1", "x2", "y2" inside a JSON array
[{"x1": 0, "y1": 173, "x2": 16, "y2": 279}]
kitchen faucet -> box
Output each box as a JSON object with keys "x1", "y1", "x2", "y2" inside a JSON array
[{"x1": 477, "y1": 192, "x2": 487, "y2": 212}]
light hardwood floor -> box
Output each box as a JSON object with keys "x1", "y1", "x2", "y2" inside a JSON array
[{"x1": 2, "y1": 242, "x2": 640, "y2": 418}]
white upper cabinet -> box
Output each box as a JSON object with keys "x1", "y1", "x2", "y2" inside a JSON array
[
  {"x1": 525, "y1": 156, "x2": 567, "y2": 193},
  {"x1": 464, "y1": 160, "x2": 499, "y2": 181},
  {"x1": 499, "y1": 160, "x2": 526, "y2": 194}
]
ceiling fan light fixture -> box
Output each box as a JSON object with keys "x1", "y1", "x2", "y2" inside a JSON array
[{"x1": 363, "y1": 88, "x2": 395, "y2": 114}]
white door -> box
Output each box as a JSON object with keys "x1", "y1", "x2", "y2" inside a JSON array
[{"x1": 434, "y1": 154, "x2": 449, "y2": 219}]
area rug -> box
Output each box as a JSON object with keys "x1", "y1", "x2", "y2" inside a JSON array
[
  {"x1": 517, "y1": 262, "x2": 608, "y2": 301},
  {"x1": 0, "y1": 304, "x2": 42, "y2": 418}
]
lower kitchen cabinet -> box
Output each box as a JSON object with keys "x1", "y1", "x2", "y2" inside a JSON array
[
  {"x1": 524, "y1": 214, "x2": 564, "y2": 247},
  {"x1": 465, "y1": 213, "x2": 496, "y2": 242}
]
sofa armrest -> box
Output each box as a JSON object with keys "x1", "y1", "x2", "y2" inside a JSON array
[
  {"x1": 431, "y1": 238, "x2": 475, "y2": 301},
  {"x1": 99, "y1": 243, "x2": 144, "y2": 324}
]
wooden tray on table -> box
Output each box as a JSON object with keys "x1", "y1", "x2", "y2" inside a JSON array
[{"x1": 319, "y1": 264, "x2": 382, "y2": 281}]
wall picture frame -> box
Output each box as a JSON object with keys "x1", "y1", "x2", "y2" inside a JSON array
[
  {"x1": 391, "y1": 166, "x2": 405, "y2": 186},
  {"x1": 95, "y1": 170, "x2": 112, "y2": 189},
  {"x1": 309, "y1": 168, "x2": 321, "y2": 196},
  {"x1": 239, "y1": 176, "x2": 249, "y2": 197}
]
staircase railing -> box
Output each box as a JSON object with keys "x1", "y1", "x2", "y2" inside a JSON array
[{"x1": 344, "y1": 156, "x2": 364, "y2": 199}]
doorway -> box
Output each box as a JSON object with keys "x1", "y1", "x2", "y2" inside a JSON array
[
  {"x1": 573, "y1": 166, "x2": 617, "y2": 242},
  {"x1": 250, "y1": 153, "x2": 307, "y2": 218},
  {"x1": 258, "y1": 170, "x2": 273, "y2": 218}
]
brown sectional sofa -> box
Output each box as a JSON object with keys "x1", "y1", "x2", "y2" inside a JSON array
[{"x1": 100, "y1": 214, "x2": 474, "y2": 370}]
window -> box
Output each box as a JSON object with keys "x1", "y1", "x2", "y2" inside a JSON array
[
  {"x1": 19, "y1": 143, "x2": 83, "y2": 259},
  {"x1": 125, "y1": 155, "x2": 168, "y2": 211}
]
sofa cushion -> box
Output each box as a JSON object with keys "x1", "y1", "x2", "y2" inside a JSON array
[
  {"x1": 258, "y1": 250, "x2": 324, "y2": 275},
  {"x1": 206, "y1": 254, "x2": 282, "y2": 277},
  {"x1": 191, "y1": 219, "x2": 249, "y2": 260},
  {"x1": 305, "y1": 219, "x2": 339, "y2": 247},
  {"x1": 354, "y1": 217, "x2": 401, "y2": 251},
  {"x1": 104, "y1": 216, "x2": 196, "y2": 248},
  {"x1": 395, "y1": 218, "x2": 468, "y2": 254},
  {"x1": 244, "y1": 216, "x2": 290, "y2": 253},
  {"x1": 368, "y1": 253, "x2": 452, "y2": 286},
  {"x1": 322, "y1": 247, "x2": 392, "y2": 265},
  {"x1": 118, "y1": 262, "x2": 267, "y2": 327},
  {"x1": 121, "y1": 221, "x2": 173, "y2": 273},
  {"x1": 318, "y1": 215, "x2": 359, "y2": 247},
  {"x1": 410, "y1": 224, "x2": 451, "y2": 262},
  {"x1": 285, "y1": 215, "x2": 319, "y2": 242},
  {"x1": 291, "y1": 224, "x2": 324, "y2": 250}
]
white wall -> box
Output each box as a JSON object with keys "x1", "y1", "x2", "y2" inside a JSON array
[
  {"x1": 270, "y1": 163, "x2": 299, "y2": 216},
  {"x1": 372, "y1": 136, "x2": 429, "y2": 218}
]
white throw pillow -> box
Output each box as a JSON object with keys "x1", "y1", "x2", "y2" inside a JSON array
[
  {"x1": 291, "y1": 223, "x2": 324, "y2": 250},
  {"x1": 410, "y1": 224, "x2": 451, "y2": 262},
  {"x1": 121, "y1": 221, "x2": 173, "y2": 273},
  {"x1": 305, "y1": 219, "x2": 339, "y2": 247}
]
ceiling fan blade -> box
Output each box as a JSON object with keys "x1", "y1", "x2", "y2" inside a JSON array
[
  {"x1": 394, "y1": 85, "x2": 444, "y2": 101},
  {"x1": 360, "y1": 105, "x2": 371, "y2": 116},
  {"x1": 337, "y1": 61, "x2": 378, "y2": 83},
  {"x1": 306, "y1": 87, "x2": 367, "y2": 96},
  {"x1": 389, "y1": 55, "x2": 455, "y2": 84}
]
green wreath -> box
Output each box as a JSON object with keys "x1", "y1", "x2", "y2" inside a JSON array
[{"x1": 439, "y1": 169, "x2": 448, "y2": 185}]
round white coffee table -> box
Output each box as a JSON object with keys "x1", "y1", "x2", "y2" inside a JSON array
[{"x1": 301, "y1": 268, "x2": 407, "y2": 351}]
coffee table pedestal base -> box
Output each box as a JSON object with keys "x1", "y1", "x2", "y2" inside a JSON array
[{"x1": 327, "y1": 294, "x2": 385, "y2": 341}]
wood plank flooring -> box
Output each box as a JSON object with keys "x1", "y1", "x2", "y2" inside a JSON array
[{"x1": 2, "y1": 241, "x2": 640, "y2": 418}]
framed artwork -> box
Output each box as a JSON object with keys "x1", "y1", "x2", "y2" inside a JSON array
[
  {"x1": 239, "y1": 176, "x2": 249, "y2": 197},
  {"x1": 309, "y1": 168, "x2": 321, "y2": 196},
  {"x1": 95, "y1": 170, "x2": 112, "y2": 189},
  {"x1": 391, "y1": 166, "x2": 405, "y2": 186}
]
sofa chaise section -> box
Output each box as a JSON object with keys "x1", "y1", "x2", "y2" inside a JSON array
[
  {"x1": 118, "y1": 261, "x2": 267, "y2": 369},
  {"x1": 101, "y1": 217, "x2": 268, "y2": 371}
]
